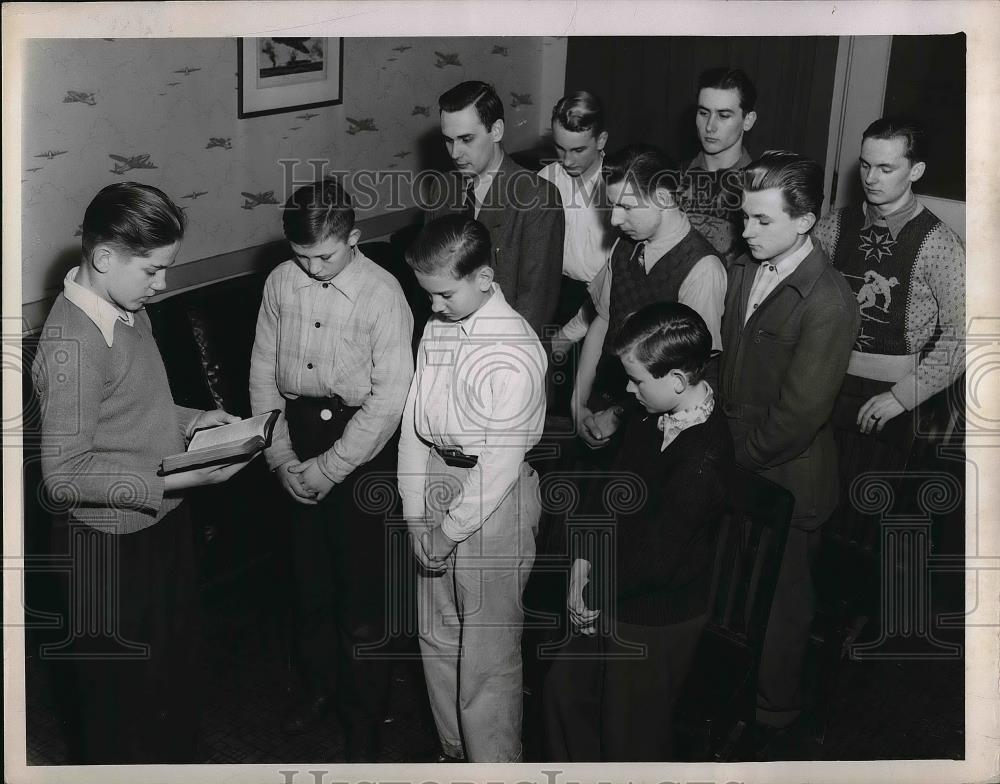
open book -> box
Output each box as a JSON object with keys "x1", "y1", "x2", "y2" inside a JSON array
[{"x1": 160, "y1": 410, "x2": 280, "y2": 475}]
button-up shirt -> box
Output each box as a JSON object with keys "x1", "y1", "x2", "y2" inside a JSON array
[
  {"x1": 249, "y1": 248, "x2": 414, "y2": 482},
  {"x1": 861, "y1": 192, "x2": 922, "y2": 239},
  {"x1": 62, "y1": 266, "x2": 134, "y2": 346},
  {"x1": 397, "y1": 284, "x2": 547, "y2": 542},
  {"x1": 538, "y1": 158, "x2": 614, "y2": 283},
  {"x1": 744, "y1": 237, "x2": 814, "y2": 325}
]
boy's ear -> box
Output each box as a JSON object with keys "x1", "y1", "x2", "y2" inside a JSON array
[
  {"x1": 347, "y1": 228, "x2": 362, "y2": 248},
  {"x1": 489, "y1": 118, "x2": 505, "y2": 143},
  {"x1": 596, "y1": 130, "x2": 609, "y2": 152},
  {"x1": 654, "y1": 186, "x2": 677, "y2": 211},
  {"x1": 742, "y1": 110, "x2": 758, "y2": 133},
  {"x1": 670, "y1": 368, "x2": 688, "y2": 392},
  {"x1": 795, "y1": 211, "x2": 817, "y2": 235},
  {"x1": 476, "y1": 265, "x2": 495, "y2": 290},
  {"x1": 91, "y1": 244, "x2": 114, "y2": 273}
]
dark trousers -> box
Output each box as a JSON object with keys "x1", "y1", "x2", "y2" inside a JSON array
[
  {"x1": 554, "y1": 275, "x2": 591, "y2": 328},
  {"x1": 830, "y1": 374, "x2": 917, "y2": 551},
  {"x1": 543, "y1": 614, "x2": 705, "y2": 761},
  {"x1": 49, "y1": 506, "x2": 200, "y2": 764},
  {"x1": 285, "y1": 396, "x2": 394, "y2": 741},
  {"x1": 756, "y1": 525, "x2": 822, "y2": 727}
]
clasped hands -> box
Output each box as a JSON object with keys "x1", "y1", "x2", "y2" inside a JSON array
[
  {"x1": 277, "y1": 457, "x2": 336, "y2": 504},
  {"x1": 407, "y1": 521, "x2": 456, "y2": 572},
  {"x1": 568, "y1": 558, "x2": 600, "y2": 635}
]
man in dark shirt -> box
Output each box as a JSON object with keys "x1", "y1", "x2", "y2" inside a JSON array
[{"x1": 679, "y1": 67, "x2": 758, "y2": 266}]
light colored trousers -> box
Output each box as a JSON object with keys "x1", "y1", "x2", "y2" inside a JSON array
[{"x1": 417, "y1": 449, "x2": 541, "y2": 762}]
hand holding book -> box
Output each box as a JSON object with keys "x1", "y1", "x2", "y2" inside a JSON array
[{"x1": 160, "y1": 409, "x2": 280, "y2": 475}]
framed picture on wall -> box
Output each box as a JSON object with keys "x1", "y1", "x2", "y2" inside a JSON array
[{"x1": 237, "y1": 37, "x2": 343, "y2": 118}]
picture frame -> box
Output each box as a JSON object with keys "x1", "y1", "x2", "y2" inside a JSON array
[{"x1": 237, "y1": 37, "x2": 343, "y2": 118}]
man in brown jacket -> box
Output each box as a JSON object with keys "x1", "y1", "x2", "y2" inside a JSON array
[
  {"x1": 719, "y1": 151, "x2": 860, "y2": 741},
  {"x1": 422, "y1": 80, "x2": 564, "y2": 337}
]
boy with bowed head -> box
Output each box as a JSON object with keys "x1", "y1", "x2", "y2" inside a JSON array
[
  {"x1": 249, "y1": 177, "x2": 413, "y2": 760},
  {"x1": 32, "y1": 181, "x2": 253, "y2": 762},
  {"x1": 397, "y1": 213, "x2": 547, "y2": 762}
]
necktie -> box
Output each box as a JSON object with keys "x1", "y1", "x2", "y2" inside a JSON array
[
  {"x1": 463, "y1": 181, "x2": 476, "y2": 219},
  {"x1": 633, "y1": 241, "x2": 646, "y2": 271}
]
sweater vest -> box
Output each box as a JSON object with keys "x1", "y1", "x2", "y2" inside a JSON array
[
  {"x1": 831, "y1": 204, "x2": 941, "y2": 355},
  {"x1": 590, "y1": 228, "x2": 714, "y2": 407}
]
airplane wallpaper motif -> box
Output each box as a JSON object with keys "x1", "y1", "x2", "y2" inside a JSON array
[
  {"x1": 109, "y1": 153, "x2": 158, "y2": 174},
  {"x1": 434, "y1": 51, "x2": 462, "y2": 68},
  {"x1": 35, "y1": 150, "x2": 67, "y2": 160},
  {"x1": 346, "y1": 117, "x2": 378, "y2": 135},
  {"x1": 205, "y1": 137, "x2": 232, "y2": 150},
  {"x1": 63, "y1": 91, "x2": 97, "y2": 106},
  {"x1": 510, "y1": 92, "x2": 533, "y2": 107},
  {"x1": 412, "y1": 105, "x2": 430, "y2": 116},
  {"x1": 240, "y1": 191, "x2": 279, "y2": 209}
]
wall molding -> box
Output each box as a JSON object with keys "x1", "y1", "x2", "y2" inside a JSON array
[{"x1": 21, "y1": 206, "x2": 423, "y2": 335}]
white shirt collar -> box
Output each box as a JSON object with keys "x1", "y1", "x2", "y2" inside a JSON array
[
  {"x1": 765, "y1": 235, "x2": 813, "y2": 277},
  {"x1": 641, "y1": 213, "x2": 693, "y2": 272},
  {"x1": 470, "y1": 152, "x2": 505, "y2": 208},
  {"x1": 457, "y1": 283, "x2": 509, "y2": 338},
  {"x1": 62, "y1": 266, "x2": 134, "y2": 347}
]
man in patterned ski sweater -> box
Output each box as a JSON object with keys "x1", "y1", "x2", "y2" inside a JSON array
[{"x1": 813, "y1": 116, "x2": 965, "y2": 536}]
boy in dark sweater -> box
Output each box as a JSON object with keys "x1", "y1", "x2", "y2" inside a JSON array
[
  {"x1": 543, "y1": 302, "x2": 733, "y2": 762},
  {"x1": 31, "y1": 182, "x2": 252, "y2": 763}
]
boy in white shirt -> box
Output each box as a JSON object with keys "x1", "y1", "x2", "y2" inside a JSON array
[{"x1": 397, "y1": 214, "x2": 547, "y2": 762}]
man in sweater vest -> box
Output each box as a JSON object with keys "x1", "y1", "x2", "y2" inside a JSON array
[
  {"x1": 719, "y1": 152, "x2": 859, "y2": 740},
  {"x1": 422, "y1": 80, "x2": 565, "y2": 338},
  {"x1": 813, "y1": 118, "x2": 965, "y2": 549},
  {"x1": 570, "y1": 144, "x2": 726, "y2": 450},
  {"x1": 678, "y1": 67, "x2": 758, "y2": 266}
]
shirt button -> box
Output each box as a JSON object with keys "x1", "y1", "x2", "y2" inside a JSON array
[
  {"x1": 314, "y1": 321, "x2": 321, "y2": 328},
  {"x1": 307, "y1": 362, "x2": 314, "y2": 369},
  {"x1": 320, "y1": 408, "x2": 332, "y2": 421}
]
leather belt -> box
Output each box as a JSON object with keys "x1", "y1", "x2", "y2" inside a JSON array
[{"x1": 434, "y1": 445, "x2": 479, "y2": 468}]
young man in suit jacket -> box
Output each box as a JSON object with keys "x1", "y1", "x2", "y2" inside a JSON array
[
  {"x1": 422, "y1": 80, "x2": 565, "y2": 337},
  {"x1": 718, "y1": 151, "x2": 860, "y2": 742}
]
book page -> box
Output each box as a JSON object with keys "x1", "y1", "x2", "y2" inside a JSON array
[{"x1": 187, "y1": 412, "x2": 272, "y2": 452}]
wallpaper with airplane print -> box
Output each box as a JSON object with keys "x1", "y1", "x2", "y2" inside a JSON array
[{"x1": 22, "y1": 37, "x2": 548, "y2": 306}]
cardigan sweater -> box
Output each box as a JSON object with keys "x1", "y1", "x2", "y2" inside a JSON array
[
  {"x1": 813, "y1": 199, "x2": 966, "y2": 409},
  {"x1": 32, "y1": 294, "x2": 201, "y2": 534},
  {"x1": 576, "y1": 402, "x2": 733, "y2": 626}
]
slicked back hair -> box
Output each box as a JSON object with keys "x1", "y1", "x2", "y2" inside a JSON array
[
  {"x1": 742, "y1": 150, "x2": 824, "y2": 219},
  {"x1": 862, "y1": 116, "x2": 926, "y2": 164},
  {"x1": 612, "y1": 301, "x2": 712, "y2": 384},
  {"x1": 282, "y1": 178, "x2": 356, "y2": 246},
  {"x1": 439, "y1": 80, "x2": 504, "y2": 130},
  {"x1": 552, "y1": 90, "x2": 605, "y2": 137},
  {"x1": 697, "y1": 66, "x2": 758, "y2": 114},
  {"x1": 82, "y1": 181, "x2": 186, "y2": 261},
  {"x1": 405, "y1": 214, "x2": 493, "y2": 279},
  {"x1": 602, "y1": 144, "x2": 680, "y2": 203}
]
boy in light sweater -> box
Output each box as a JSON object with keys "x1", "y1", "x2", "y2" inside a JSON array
[{"x1": 32, "y1": 182, "x2": 251, "y2": 763}]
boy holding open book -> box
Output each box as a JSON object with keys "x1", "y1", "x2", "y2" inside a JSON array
[{"x1": 31, "y1": 182, "x2": 253, "y2": 762}]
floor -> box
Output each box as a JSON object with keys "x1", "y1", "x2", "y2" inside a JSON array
[{"x1": 22, "y1": 559, "x2": 965, "y2": 766}]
